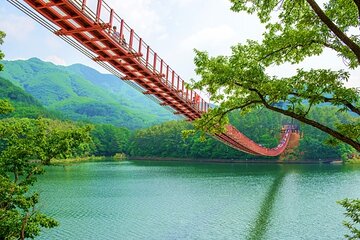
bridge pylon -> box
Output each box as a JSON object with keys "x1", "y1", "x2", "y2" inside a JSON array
[{"x1": 279, "y1": 125, "x2": 301, "y2": 161}]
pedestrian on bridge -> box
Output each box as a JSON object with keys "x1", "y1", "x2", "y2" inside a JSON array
[{"x1": 112, "y1": 26, "x2": 120, "y2": 41}]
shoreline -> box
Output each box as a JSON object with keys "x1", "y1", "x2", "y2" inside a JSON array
[
  {"x1": 50, "y1": 156, "x2": 108, "y2": 165},
  {"x1": 127, "y1": 156, "x2": 342, "y2": 164},
  {"x1": 48, "y1": 156, "x2": 345, "y2": 165}
]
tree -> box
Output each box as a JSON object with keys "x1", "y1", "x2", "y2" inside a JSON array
[
  {"x1": 0, "y1": 30, "x2": 4, "y2": 72},
  {"x1": 0, "y1": 99, "x2": 14, "y2": 114},
  {"x1": 190, "y1": 0, "x2": 360, "y2": 151},
  {"x1": 338, "y1": 199, "x2": 360, "y2": 239},
  {"x1": 91, "y1": 124, "x2": 130, "y2": 156},
  {"x1": 0, "y1": 176, "x2": 58, "y2": 240},
  {"x1": 0, "y1": 115, "x2": 93, "y2": 239},
  {"x1": 0, "y1": 33, "x2": 14, "y2": 115},
  {"x1": 0, "y1": 117, "x2": 60, "y2": 239},
  {"x1": 0, "y1": 30, "x2": 92, "y2": 239},
  {"x1": 37, "y1": 119, "x2": 93, "y2": 165}
]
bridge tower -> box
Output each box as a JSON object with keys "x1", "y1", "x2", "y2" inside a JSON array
[{"x1": 279, "y1": 125, "x2": 301, "y2": 161}]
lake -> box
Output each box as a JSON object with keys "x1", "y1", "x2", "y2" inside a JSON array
[{"x1": 35, "y1": 160, "x2": 360, "y2": 239}]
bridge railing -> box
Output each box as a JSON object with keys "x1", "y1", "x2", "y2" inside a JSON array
[{"x1": 69, "y1": 0, "x2": 209, "y2": 113}]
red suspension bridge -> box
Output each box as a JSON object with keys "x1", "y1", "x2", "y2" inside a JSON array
[{"x1": 8, "y1": 0, "x2": 300, "y2": 156}]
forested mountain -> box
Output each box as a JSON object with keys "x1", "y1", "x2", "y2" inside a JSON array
[
  {"x1": 0, "y1": 58, "x2": 175, "y2": 129},
  {"x1": 0, "y1": 76, "x2": 59, "y2": 119}
]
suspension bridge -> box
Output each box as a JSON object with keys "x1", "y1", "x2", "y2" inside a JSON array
[{"x1": 7, "y1": 0, "x2": 300, "y2": 156}]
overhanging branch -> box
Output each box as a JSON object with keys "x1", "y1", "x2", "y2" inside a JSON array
[
  {"x1": 290, "y1": 92, "x2": 360, "y2": 115},
  {"x1": 306, "y1": 0, "x2": 360, "y2": 63},
  {"x1": 237, "y1": 84, "x2": 360, "y2": 150},
  {"x1": 197, "y1": 100, "x2": 261, "y2": 130}
]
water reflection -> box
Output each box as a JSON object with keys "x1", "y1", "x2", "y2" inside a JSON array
[
  {"x1": 36, "y1": 161, "x2": 360, "y2": 239},
  {"x1": 247, "y1": 172, "x2": 286, "y2": 240}
]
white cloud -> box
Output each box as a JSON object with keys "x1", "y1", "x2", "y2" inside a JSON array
[
  {"x1": 181, "y1": 25, "x2": 236, "y2": 50},
  {"x1": 107, "y1": 0, "x2": 164, "y2": 38},
  {"x1": 4, "y1": 56, "x2": 28, "y2": 61},
  {"x1": 347, "y1": 69, "x2": 360, "y2": 88},
  {"x1": 0, "y1": 14, "x2": 35, "y2": 42},
  {"x1": 45, "y1": 35, "x2": 64, "y2": 50},
  {"x1": 44, "y1": 55, "x2": 66, "y2": 66},
  {"x1": 171, "y1": 0, "x2": 199, "y2": 7}
]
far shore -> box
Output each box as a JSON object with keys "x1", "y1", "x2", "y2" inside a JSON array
[
  {"x1": 127, "y1": 156, "x2": 343, "y2": 164},
  {"x1": 46, "y1": 156, "x2": 349, "y2": 165}
]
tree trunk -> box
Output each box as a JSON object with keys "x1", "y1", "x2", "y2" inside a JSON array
[
  {"x1": 354, "y1": 0, "x2": 360, "y2": 20},
  {"x1": 20, "y1": 213, "x2": 30, "y2": 240},
  {"x1": 14, "y1": 167, "x2": 18, "y2": 183},
  {"x1": 306, "y1": 0, "x2": 360, "y2": 64}
]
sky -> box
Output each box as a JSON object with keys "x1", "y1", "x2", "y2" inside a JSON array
[{"x1": 0, "y1": 0, "x2": 358, "y2": 88}]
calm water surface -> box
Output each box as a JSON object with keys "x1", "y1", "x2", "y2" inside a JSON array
[{"x1": 35, "y1": 160, "x2": 360, "y2": 239}]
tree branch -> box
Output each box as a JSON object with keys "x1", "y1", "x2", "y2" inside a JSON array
[
  {"x1": 259, "y1": 44, "x2": 300, "y2": 62},
  {"x1": 354, "y1": 0, "x2": 360, "y2": 22},
  {"x1": 265, "y1": 103, "x2": 360, "y2": 151},
  {"x1": 198, "y1": 101, "x2": 261, "y2": 130},
  {"x1": 259, "y1": 40, "x2": 325, "y2": 62},
  {"x1": 21, "y1": 212, "x2": 30, "y2": 240},
  {"x1": 306, "y1": 0, "x2": 360, "y2": 63},
  {"x1": 304, "y1": 99, "x2": 315, "y2": 117},
  {"x1": 290, "y1": 92, "x2": 360, "y2": 115},
  {"x1": 247, "y1": 87, "x2": 360, "y2": 151},
  {"x1": 233, "y1": 84, "x2": 360, "y2": 150}
]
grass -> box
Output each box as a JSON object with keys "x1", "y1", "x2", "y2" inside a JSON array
[
  {"x1": 345, "y1": 157, "x2": 360, "y2": 164},
  {"x1": 50, "y1": 156, "x2": 107, "y2": 165}
]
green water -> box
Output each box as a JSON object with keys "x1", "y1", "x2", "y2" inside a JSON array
[{"x1": 35, "y1": 160, "x2": 360, "y2": 239}]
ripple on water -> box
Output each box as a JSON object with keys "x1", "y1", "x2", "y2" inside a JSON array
[{"x1": 36, "y1": 161, "x2": 360, "y2": 240}]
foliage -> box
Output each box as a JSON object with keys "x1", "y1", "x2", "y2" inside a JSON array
[
  {"x1": 0, "y1": 75, "x2": 130, "y2": 159},
  {"x1": 129, "y1": 107, "x2": 353, "y2": 160},
  {"x1": 0, "y1": 30, "x2": 4, "y2": 72},
  {"x1": 36, "y1": 119, "x2": 93, "y2": 165},
  {"x1": 0, "y1": 58, "x2": 175, "y2": 129},
  {"x1": 338, "y1": 198, "x2": 360, "y2": 239},
  {"x1": 0, "y1": 117, "x2": 60, "y2": 239},
  {"x1": 230, "y1": 0, "x2": 360, "y2": 67},
  {"x1": 0, "y1": 76, "x2": 60, "y2": 119},
  {"x1": 129, "y1": 121, "x2": 207, "y2": 158},
  {"x1": 91, "y1": 124, "x2": 130, "y2": 156},
  {"x1": 0, "y1": 115, "x2": 92, "y2": 238},
  {"x1": 0, "y1": 176, "x2": 58, "y2": 240},
  {"x1": 190, "y1": 0, "x2": 360, "y2": 151},
  {"x1": 113, "y1": 153, "x2": 127, "y2": 160},
  {"x1": 299, "y1": 106, "x2": 358, "y2": 160},
  {"x1": 0, "y1": 99, "x2": 14, "y2": 114},
  {"x1": 0, "y1": 118, "x2": 92, "y2": 166}
]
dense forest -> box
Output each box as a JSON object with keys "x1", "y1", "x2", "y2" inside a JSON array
[
  {"x1": 0, "y1": 76, "x2": 60, "y2": 119},
  {"x1": 128, "y1": 108, "x2": 356, "y2": 161},
  {"x1": 0, "y1": 72, "x2": 356, "y2": 161}
]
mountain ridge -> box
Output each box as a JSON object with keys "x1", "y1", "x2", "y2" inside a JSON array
[
  {"x1": 0, "y1": 58, "x2": 175, "y2": 129},
  {"x1": 0, "y1": 76, "x2": 60, "y2": 119}
]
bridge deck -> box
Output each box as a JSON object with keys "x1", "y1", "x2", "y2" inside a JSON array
[{"x1": 14, "y1": 0, "x2": 293, "y2": 156}]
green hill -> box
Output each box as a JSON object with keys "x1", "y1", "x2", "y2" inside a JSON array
[
  {"x1": 0, "y1": 76, "x2": 59, "y2": 119},
  {"x1": 0, "y1": 58, "x2": 175, "y2": 129}
]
